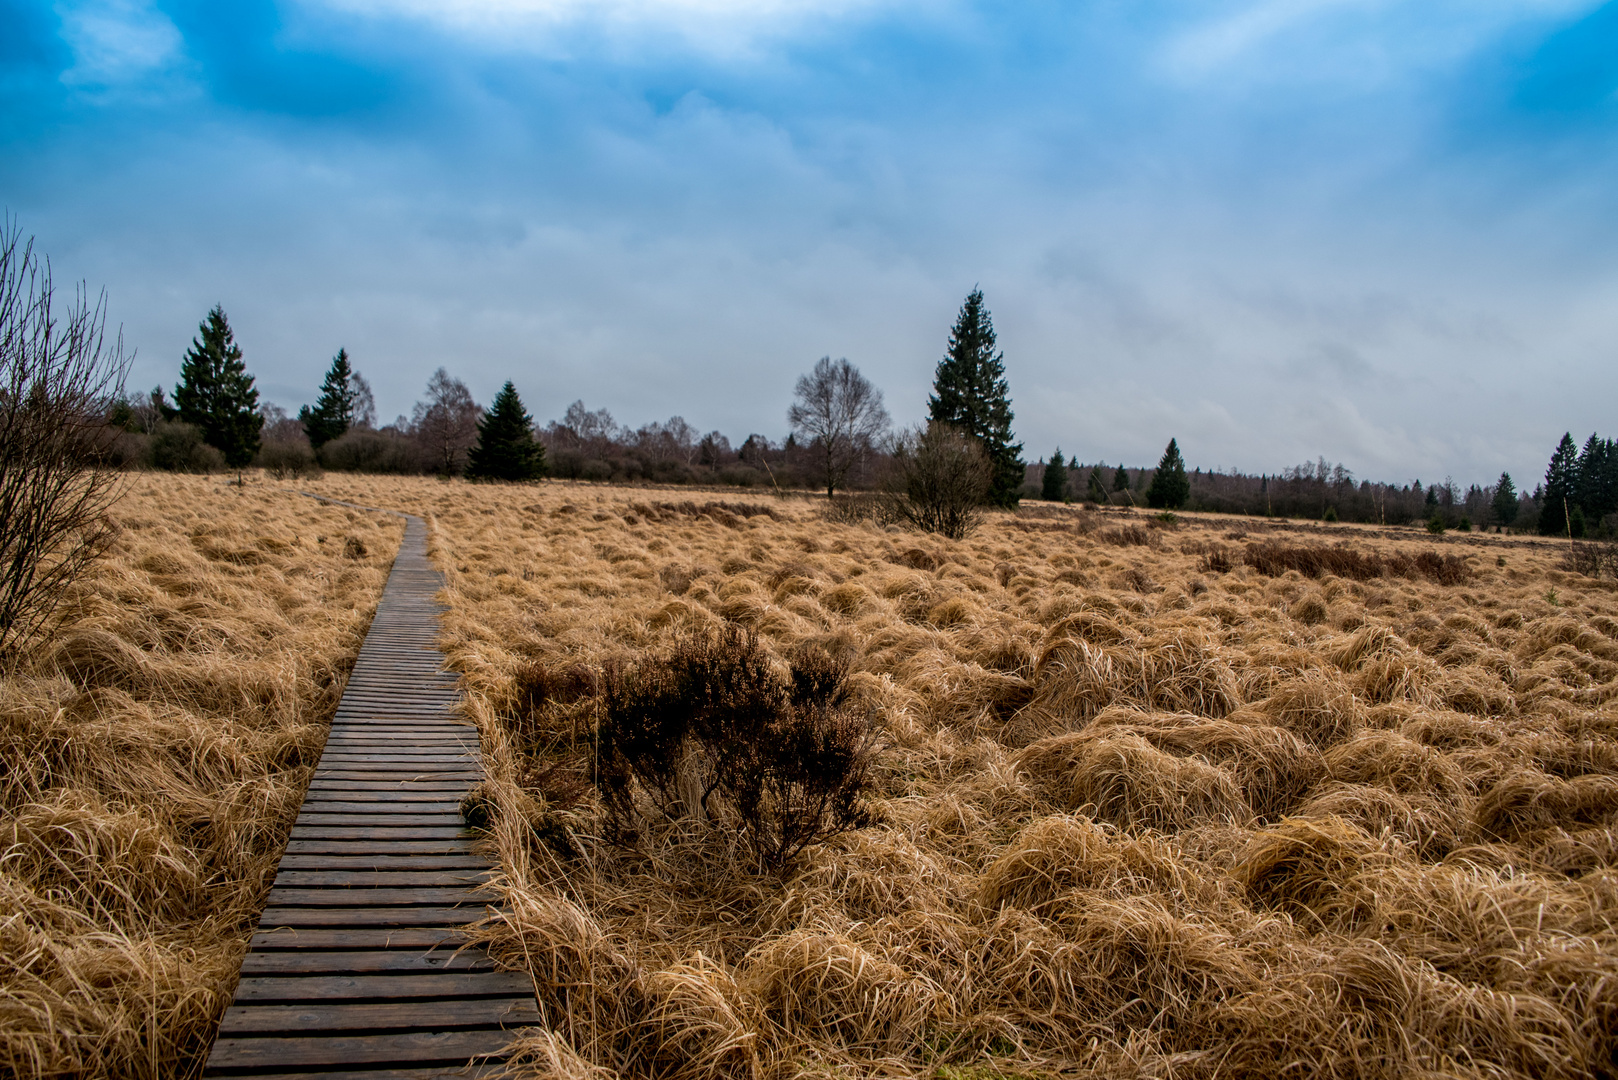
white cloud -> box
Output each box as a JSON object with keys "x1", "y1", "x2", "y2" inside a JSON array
[
  {"x1": 55, "y1": 0, "x2": 182, "y2": 87},
  {"x1": 308, "y1": 0, "x2": 914, "y2": 56},
  {"x1": 1157, "y1": 0, "x2": 1593, "y2": 84}
]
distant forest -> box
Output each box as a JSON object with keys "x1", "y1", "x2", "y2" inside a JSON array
[{"x1": 111, "y1": 302, "x2": 1616, "y2": 539}]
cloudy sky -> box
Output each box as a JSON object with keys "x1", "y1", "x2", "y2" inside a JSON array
[{"x1": 3, "y1": 0, "x2": 1615, "y2": 486}]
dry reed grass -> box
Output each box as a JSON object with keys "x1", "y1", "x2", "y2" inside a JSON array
[
  {"x1": 299, "y1": 475, "x2": 1618, "y2": 1080},
  {"x1": 0, "y1": 474, "x2": 401, "y2": 1077}
]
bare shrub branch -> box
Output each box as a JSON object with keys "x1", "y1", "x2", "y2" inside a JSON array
[
  {"x1": 0, "y1": 219, "x2": 129, "y2": 659},
  {"x1": 886, "y1": 421, "x2": 992, "y2": 540}
]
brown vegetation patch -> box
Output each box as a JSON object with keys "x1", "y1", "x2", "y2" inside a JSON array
[
  {"x1": 285, "y1": 474, "x2": 1618, "y2": 1080},
  {"x1": 0, "y1": 476, "x2": 399, "y2": 1076}
]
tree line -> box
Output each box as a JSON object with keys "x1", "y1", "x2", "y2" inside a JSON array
[{"x1": 97, "y1": 275, "x2": 1613, "y2": 542}]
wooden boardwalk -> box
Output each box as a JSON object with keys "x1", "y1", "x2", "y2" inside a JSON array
[{"x1": 204, "y1": 510, "x2": 536, "y2": 1079}]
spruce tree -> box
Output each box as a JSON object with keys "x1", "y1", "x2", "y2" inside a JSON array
[
  {"x1": 466, "y1": 381, "x2": 546, "y2": 482},
  {"x1": 1540, "y1": 432, "x2": 1580, "y2": 536},
  {"x1": 1145, "y1": 437, "x2": 1190, "y2": 509},
  {"x1": 173, "y1": 305, "x2": 262, "y2": 468},
  {"x1": 1041, "y1": 449, "x2": 1068, "y2": 502},
  {"x1": 928, "y1": 288, "x2": 1025, "y2": 507},
  {"x1": 1491, "y1": 472, "x2": 1518, "y2": 528},
  {"x1": 1576, "y1": 434, "x2": 1617, "y2": 525},
  {"x1": 1112, "y1": 464, "x2": 1130, "y2": 493},
  {"x1": 300, "y1": 348, "x2": 359, "y2": 449},
  {"x1": 1086, "y1": 465, "x2": 1109, "y2": 504}
]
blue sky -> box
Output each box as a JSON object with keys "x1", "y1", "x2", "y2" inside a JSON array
[{"x1": 3, "y1": 0, "x2": 1616, "y2": 487}]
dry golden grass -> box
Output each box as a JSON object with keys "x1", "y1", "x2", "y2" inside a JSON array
[
  {"x1": 169, "y1": 475, "x2": 1618, "y2": 1078},
  {"x1": 0, "y1": 475, "x2": 401, "y2": 1078}
]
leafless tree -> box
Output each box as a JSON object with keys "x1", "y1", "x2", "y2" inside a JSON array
[
  {"x1": 351, "y1": 372, "x2": 377, "y2": 429},
  {"x1": 410, "y1": 367, "x2": 482, "y2": 476},
  {"x1": 788, "y1": 356, "x2": 890, "y2": 497},
  {"x1": 886, "y1": 422, "x2": 992, "y2": 539},
  {"x1": 0, "y1": 220, "x2": 130, "y2": 659}
]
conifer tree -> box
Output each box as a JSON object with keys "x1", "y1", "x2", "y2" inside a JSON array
[
  {"x1": 300, "y1": 348, "x2": 360, "y2": 449},
  {"x1": 1112, "y1": 464, "x2": 1130, "y2": 493},
  {"x1": 1576, "y1": 433, "x2": 1617, "y2": 525},
  {"x1": 1041, "y1": 449, "x2": 1068, "y2": 501},
  {"x1": 928, "y1": 289, "x2": 1024, "y2": 507},
  {"x1": 1145, "y1": 437, "x2": 1190, "y2": 509},
  {"x1": 173, "y1": 305, "x2": 261, "y2": 468},
  {"x1": 1086, "y1": 465, "x2": 1109, "y2": 504},
  {"x1": 1541, "y1": 432, "x2": 1580, "y2": 536},
  {"x1": 1491, "y1": 472, "x2": 1518, "y2": 528},
  {"x1": 466, "y1": 381, "x2": 546, "y2": 481}
]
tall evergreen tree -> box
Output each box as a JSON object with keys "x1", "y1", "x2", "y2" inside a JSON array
[
  {"x1": 466, "y1": 381, "x2": 546, "y2": 481},
  {"x1": 928, "y1": 288, "x2": 1024, "y2": 507},
  {"x1": 1112, "y1": 464, "x2": 1130, "y2": 493},
  {"x1": 1541, "y1": 432, "x2": 1580, "y2": 536},
  {"x1": 1086, "y1": 465, "x2": 1109, "y2": 504},
  {"x1": 173, "y1": 305, "x2": 261, "y2": 468},
  {"x1": 1491, "y1": 472, "x2": 1518, "y2": 527},
  {"x1": 1041, "y1": 449, "x2": 1068, "y2": 501},
  {"x1": 1145, "y1": 438, "x2": 1190, "y2": 509},
  {"x1": 300, "y1": 348, "x2": 360, "y2": 449},
  {"x1": 1576, "y1": 433, "x2": 1617, "y2": 525}
]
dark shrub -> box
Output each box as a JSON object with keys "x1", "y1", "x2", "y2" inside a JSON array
[
  {"x1": 597, "y1": 628, "x2": 876, "y2": 872},
  {"x1": 1100, "y1": 525, "x2": 1160, "y2": 548},
  {"x1": 258, "y1": 436, "x2": 318, "y2": 479},
  {"x1": 149, "y1": 421, "x2": 223, "y2": 472},
  {"x1": 320, "y1": 428, "x2": 424, "y2": 473},
  {"x1": 1413, "y1": 550, "x2": 1470, "y2": 585}
]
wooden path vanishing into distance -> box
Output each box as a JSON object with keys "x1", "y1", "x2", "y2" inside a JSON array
[{"x1": 204, "y1": 504, "x2": 538, "y2": 1079}]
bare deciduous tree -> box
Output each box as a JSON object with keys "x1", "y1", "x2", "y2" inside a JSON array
[
  {"x1": 410, "y1": 367, "x2": 481, "y2": 476},
  {"x1": 788, "y1": 356, "x2": 890, "y2": 498},
  {"x1": 0, "y1": 220, "x2": 130, "y2": 659},
  {"x1": 887, "y1": 421, "x2": 992, "y2": 539}
]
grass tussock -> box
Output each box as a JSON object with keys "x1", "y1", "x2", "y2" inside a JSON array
[
  {"x1": 0, "y1": 475, "x2": 401, "y2": 1078},
  {"x1": 296, "y1": 475, "x2": 1618, "y2": 1080}
]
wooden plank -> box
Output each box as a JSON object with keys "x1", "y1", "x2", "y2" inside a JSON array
[
  {"x1": 310, "y1": 769, "x2": 482, "y2": 781},
  {"x1": 278, "y1": 855, "x2": 488, "y2": 869},
  {"x1": 286, "y1": 827, "x2": 476, "y2": 841},
  {"x1": 218, "y1": 998, "x2": 540, "y2": 1034},
  {"x1": 235, "y1": 1066, "x2": 497, "y2": 1079},
  {"x1": 295, "y1": 814, "x2": 468, "y2": 827},
  {"x1": 259, "y1": 906, "x2": 493, "y2": 929},
  {"x1": 300, "y1": 793, "x2": 466, "y2": 807},
  {"x1": 206, "y1": 1028, "x2": 516, "y2": 1070},
  {"x1": 314, "y1": 755, "x2": 478, "y2": 766},
  {"x1": 273, "y1": 869, "x2": 488, "y2": 887},
  {"x1": 266, "y1": 886, "x2": 495, "y2": 906},
  {"x1": 303, "y1": 782, "x2": 474, "y2": 794},
  {"x1": 317, "y1": 749, "x2": 477, "y2": 759},
  {"x1": 240, "y1": 949, "x2": 494, "y2": 975},
  {"x1": 281, "y1": 839, "x2": 481, "y2": 856},
  {"x1": 230, "y1": 971, "x2": 533, "y2": 1002},
  {"x1": 249, "y1": 927, "x2": 469, "y2": 950}
]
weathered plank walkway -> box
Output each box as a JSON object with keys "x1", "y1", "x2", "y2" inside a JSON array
[{"x1": 204, "y1": 508, "x2": 535, "y2": 1078}]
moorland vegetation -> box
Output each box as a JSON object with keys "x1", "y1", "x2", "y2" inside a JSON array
[{"x1": 308, "y1": 472, "x2": 1618, "y2": 1080}]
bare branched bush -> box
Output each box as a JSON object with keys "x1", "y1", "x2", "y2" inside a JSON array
[
  {"x1": 1244, "y1": 541, "x2": 1471, "y2": 585},
  {"x1": 598, "y1": 627, "x2": 876, "y2": 871},
  {"x1": 822, "y1": 491, "x2": 903, "y2": 527},
  {"x1": 1562, "y1": 539, "x2": 1618, "y2": 579},
  {"x1": 0, "y1": 221, "x2": 129, "y2": 659},
  {"x1": 886, "y1": 421, "x2": 992, "y2": 540}
]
